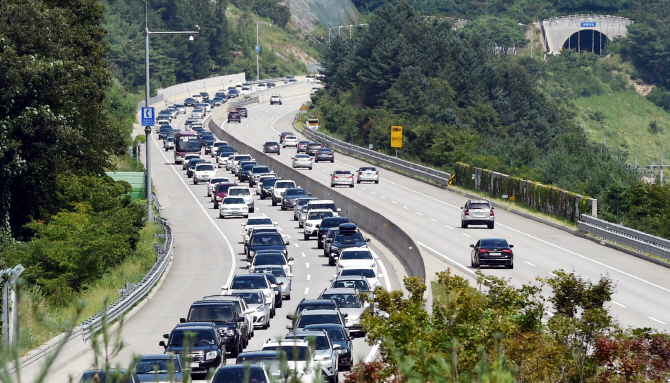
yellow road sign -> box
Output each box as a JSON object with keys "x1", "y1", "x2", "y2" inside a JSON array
[
  {"x1": 300, "y1": 103, "x2": 307, "y2": 111},
  {"x1": 391, "y1": 126, "x2": 403, "y2": 148}
]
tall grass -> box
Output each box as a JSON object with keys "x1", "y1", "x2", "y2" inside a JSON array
[{"x1": 18, "y1": 223, "x2": 163, "y2": 353}]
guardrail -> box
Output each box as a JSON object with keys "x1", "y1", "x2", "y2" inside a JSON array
[
  {"x1": 229, "y1": 96, "x2": 259, "y2": 109},
  {"x1": 299, "y1": 128, "x2": 453, "y2": 185},
  {"x1": 578, "y1": 215, "x2": 670, "y2": 260}
]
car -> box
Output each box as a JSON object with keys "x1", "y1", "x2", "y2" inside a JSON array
[
  {"x1": 191, "y1": 109, "x2": 204, "y2": 119},
  {"x1": 164, "y1": 136, "x2": 175, "y2": 151},
  {"x1": 228, "y1": 289, "x2": 271, "y2": 329},
  {"x1": 186, "y1": 158, "x2": 208, "y2": 178},
  {"x1": 260, "y1": 339, "x2": 319, "y2": 383},
  {"x1": 181, "y1": 299, "x2": 246, "y2": 357},
  {"x1": 182, "y1": 154, "x2": 201, "y2": 170},
  {"x1": 271, "y1": 180, "x2": 297, "y2": 207},
  {"x1": 191, "y1": 125, "x2": 204, "y2": 133},
  {"x1": 303, "y1": 209, "x2": 335, "y2": 240},
  {"x1": 251, "y1": 266, "x2": 292, "y2": 300},
  {"x1": 227, "y1": 186, "x2": 254, "y2": 212},
  {"x1": 184, "y1": 98, "x2": 196, "y2": 106},
  {"x1": 267, "y1": 82, "x2": 276, "y2": 88},
  {"x1": 240, "y1": 86, "x2": 251, "y2": 95},
  {"x1": 297, "y1": 140, "x2": 310, "y2": 153},
  {"x1": 199, "y1": 132, "x2": 216, "y2": 153},
  {"x1": 293, "y1": 299, "x2": 339, "y2": 317},
  {"x1": 330, "y1": 170, "x2": 354, "y2": 188},
  {"x1": 185, "y1": 117, "x2": 199, "y2": 127},
  {"x1": 280, "y1": 187, "x2": 312, "y2": 211},
  {"x1": 310, "y1": 87, "x2": 320, "y2": 95},
  {"x1": 318, "y1": 288, "x2": 367, "y2": 334},
  {"x1": 249, "y1": 165, "x2": 273, "y2": 187},
  {"x1": 228, "y1": 111, "x2": 241, "y2": 123},
  {"x1": 258, "y1": 272, "x2": 284, "y2": 309},
  {"x1": 212, "y1": 182, "x2": 238, "y2": 208},
  {"x1": 223, "y1": 274, "x2": 277, "y2": 317},
  {"x1": 241, "y1": 216, "x2": 277, "y2": 242},
  {"x1": 317, "y1": 217, "x2": 350, "y2": 249},
  {"x1": 315, "y1": 148, "x2": 335, "y2": 163},
  {"x1": 212, "y1": 97, "x2": 225, "y2": 106},
  {"x1": 157, "y1": 115, "x2": 171, "y2": 125},
  {"x1": 195, "y1": 102, "x2": 211, "y2": 113},
  {"x1": 303, "y1": 324, "x2": 353, "y2": 371},
  {"x1": 246, "y1": 232, "x2": 290, "y2": 263},
  {"x1": 227, "y1": 89, "x2": 239, "y2": 98},
  {"x1": 279, "y1": 132, "x2": 293, "y2": 143},
  {"x1": 193, "y1": 163, "x2": 216, "y2": 184},
  {"x1": 229, "y1": 154, "x2": 253, "y2": 172},
  {"x1": 287, "y1": 309, "x2": 347, "y2": 333},
  {"x1": 284, "y1": 75, "x2": 295, "y2": 83},
  {"x1": 219, "y1": 196, "x2": 249, "y2": 219},
  {"x1": 207, "y1": 177, "x2": 231, "y2": 197},
  {"x1": 285, "y1": 330, "x2": 340, "y2": 380},
  {"x1": 293, "y1": 197, "x2": 320, "y2": 221},
  {"x1": 270, "y1": 94, "x2": 282, "y2": 105},
  {"x1": 238, "y1": 162, "x2": 259, "y2": 182},
  {"x1": 159, "y1": 322, "x2": 225, "y2": 376},
  {"x1": 248, "y1": 252, "x2": 294, "y2": 276},
  {"x1": 256, "y1": 83, "x2": 268, "y2": 91},
  {"x1": 80, "y1": 369, "x2": 140, "y2": 383},
  {"x1": 201, "y1": 295, "x2": 254, "y2": 342},
  {"x1": 237, "y1": 107, "x2": 248, "y2": 118},
  {"x1": 200, "y1": 91, "x2": 210, "y2": 100},
  {"x1": 244, "y1": 228, "x2": 280, "y2": 254},
  {"x1": 326, "y1": 224, "x2": 370, "y2": 266},
  {"x1": 335, "y1": 247, "x2": 378, "y2": 276},
  {"x1": 235, "y1": 159, "x2": 257, "y2": 177},
  {"x1": 210, "y1": 141, "x2": 229, "y2": 157},
  {"x1": 282, "y1": 136, "x2": 299, "y2": 148},
  {"x1": 235, "y1": 350, "x2": 284, "y2": 381},
  {"x1": 306, "y1": 142, "x2": 323, "y2": 156},
  {"x1": 215, "y1": 91, "x2": 227, "y2": 99},
  {"x1": 209, "y1": 365, "x2": 271, "y2": 383},
  {"x1": 470, "y1": 238, "x2": 514, "y2": 269},
  {"x1": 305, "y1": 200, "x2": 341, "y2": 217},
  {"x1": 217, "y1": 152, "x2": 236, "y2": 168},
  {"x1": 255, "y1": 174, "x2": 278, "y2": 195},
  {"x1": 322, "y1": 228, "x2": 340, "y2": 258},
  {"x1": 158, "y1": 125, "x2": 172, "y2": 139},
  {"x1": 259, "y1": 177, "x2": 281, "y2": 200},
  {"x1": 292, "y1": 153, "x2": 313, "y2": 169},
  {"x1": 461, "y1": 199, "x2": 495, "y2": 229},
  {"x1": 174, "y1": 104, "x2": 186, "y2": 114},
  {"x1": 133, "y1": 354, "x2": 183, "y2": 383},
  {"x1": 333, "y1": 269, "x2": 379, "y2": 291},
  {"x1": 263, "y1": 141, "x2": 281, "y2": 155},
  {"x1": 356, "y1": 166, "x2": 379, "y2": 184}
]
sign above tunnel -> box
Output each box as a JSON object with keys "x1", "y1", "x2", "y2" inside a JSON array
[{"x1": 581, "y1": 22, "x2": 597, "y2": 28}]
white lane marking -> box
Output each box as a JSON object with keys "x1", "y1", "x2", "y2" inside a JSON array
[
  {"x1": 649, "y1": 317, "x2": 667, "y2": 325},
  {"x1": 611, "y1": 301, "x2": 626, "y2": 308},
  {"x1": 549, "y1": 273, "x2": 557, "y2": 277},
  {"x1": 391, "y1": 201, "x2": 398, "y2": 204},
  {"x1": 305, "y1": 263, "x2": 310, "y2": 268},
  {"x1": 151, "y1": 130, "x2": 237, "y2": 287},
  {"x1": 304, "y1": 288, "x2": 309, "y2": 295},
  {"x1": 381, "y1": 196, "x2": 386, "y2": 199},
  {"x1": 369, "y1": 249, "x2": 391, "y2": 291},
  {"x1": 524, "y1": 261, "x2": 536, "y2": 267},
  {"x1": 301, "y1": 252, "x2": 306, "y2": 258},
  {"x1": 418, "y1": 242, "x2": 476, "y2": 275},
  {"x1": 403, "y1": 206, "x2": 409, "y2": 210},
  {"x1": 499, "y1": 223, "x2": 670, "y2": 294},
  {"x1": 307, "y1": 275, "x2": 311, "y2": 281},
  {"x1": 277, "y1": 226, "x2": 283, "y2": 231},
  {"x1": 361, "y1": 187, "x2": 366, "y2": 190},
  {"x1": 365, "y1": 343, "x2": 380, "y2": 363},
  {"x1": 370, "y1": 191, "x2": 376, "y2": 195},
  {"x1": 462, "y1": 233, "x2": 471, "y2": 238},
  {"x1": 445, "y1": 225, "x2": 453, "y2": 229},
  {"x1": 430, "y1": 218, "x2": 437, "y2": 222},
  {"x1": 416, "y1": 212, "x2": 423, "y2": 216},
  {"x1": 294, "y1": 243, "x2": 299, "y2": 248},
  {"x1": 284, "y1": 234, "x2": 291, "y2": 238}
]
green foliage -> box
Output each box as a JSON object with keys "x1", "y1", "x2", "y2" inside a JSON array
[
  {"x1": 463, "y1": 16, "x2": 527, "y2": 48},
  {"x1": 646, "y1": 88, "x2": 670, "y2": 113}
]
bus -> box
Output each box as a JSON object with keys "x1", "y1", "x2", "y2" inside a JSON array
[
  {"x1": 307, "y1": 115, "x2": 319, "y2": 130},
  {"x1": 174, "y1": 131, "x2": 201, "y2": 164}
]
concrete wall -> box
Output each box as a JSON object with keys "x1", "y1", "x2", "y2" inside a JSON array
[{"x1": 542, "y1": 14, "x2": 633, "y2": 54}]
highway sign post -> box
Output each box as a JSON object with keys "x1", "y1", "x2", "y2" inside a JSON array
[
  {"x1": 391, "y1": 126, "x2": 403, "y2": 148},
  {"x1": 141, "y1": 107, "x2": 155, "y2": 126},
  {"x1": 255, "y1": 45, "x2": 261, "y2": 53}
]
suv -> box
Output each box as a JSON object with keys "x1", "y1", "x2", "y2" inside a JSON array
[
  {"x1": 201, "y1": 295, "x2": 254, "y2": 342},
  {"x1": 326, "y1": 223, "x2": 370, "y2": 266},
  {"x1": 228, "y1": 111, "x2": 241, "y2": 123},
  {"x1": 270, "y1": 94, "x2": 282, "y2": 105},
  {"x1": 181, "y1": 300, "x2": 246, "y2": 357},
  {"x1": 286, "y1": 330, "x2": 341, "y2": 380},
  {"x1": 271, "y1": 180, "x2": 297, "y2": 206},
  {"x1": 460, "y1": 199, "x2": 495, "y2": 229},
  {"x1": 287, "y1": 309, "x2": 347, "y2": 333},
  {"x1": 193, "y1": 163, "x2": 216, "y2": 185},
  {"x1": 159, "y1": 322, "x2": 225, "y2": 376},
  {"x1": 281, "y1": 187, "x2": 312, "y2": 211},
  {"x1": 303, "y1": 209, "x2": 335, "y2": 241},
  {"x1": 236, "y1": 107, "x2": 248, "y2": 118},
  {"x1": 317, "y1": 217, "x2": 350, "y2": 249},
  {"x1": 304, "y1": 324, "x2": 353, "y2": 372}
]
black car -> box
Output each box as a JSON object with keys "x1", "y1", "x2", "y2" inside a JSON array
[
  {"x1": 246, "y1": 232, "x2": 289, "y2": 259},
  {"x1": 228, "y1": 89, "x2": 240, "y2": 98},
  {"x1": 239, "y1": 163, "x2": 259, "y2": 182},
  {"x1": 228, "y1": 111, "x2": 241, "y2": 123},
  {"x1": 470, "y1": 238, "x2": 514, "y2": 269},
  {"x1": 280, "y1": 187, "x2": 312, "y2": 211},
  {"x1": 263, "y1": 141, "x2": 280, "y2": 155},
  {"x1": 306, "y1": 142, "x2": 323, "y2": 156},
  {"x1": 236, "y1": 160, "x2": 257, "y2": 178},
  {"x1": 304, "y1": 324, "x2": 353, "y2": 370},
  {"x1": 184, "y1": 97, "x2": 196, "y2": 106},
  {"x1": 326, "y1": 223, "x2": 370, "y2": 266},
  {"x1": 215, "y1": 91, "x2": 227, "y2": 99},
  {"x1": 158, "y1": 126, "x2": 173, "y2": 139},
  {"x1": 80, "y1": 369, "x2": 140, "y2": 383},
  {"x1": 210, "y1": 365, "x2": 270, "y2": 383},
  {"x1": 181, "y1": 300, "x2": 246, "y2": 357},
  {"x1": 236, "y1": 107, "x2": 247, "y2": 118},
  {"x1": 200, "y1": 131, "x2": 216, "y2": 153},
  {"x1": 187, "y1": 158, "x2": 208, "y2": 178},
  {"x1": 267, "y1": 82, "x2": 276, "y2": 88},
  {"x1": 260, "y1": 178, "x2": 281, "y2": 200},
  {"x1": 200, "y1": 91, "x2": 210, "y2": 100},
  {"x1": 317, "y1": 217, "x2": 350, "y2": 249},
  {"x1": 159, "y1": 322, "x2": 225, "y2": 376},
  {"x1": 315, "y1": 148, "x2": 335, "y2": 163}
]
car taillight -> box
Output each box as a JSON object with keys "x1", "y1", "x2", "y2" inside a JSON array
[
  {"x1": 478, "y1": 249, "x2": 489, "y2": 254},
  {"x1": 464, "y1": 209, "x2": 469, "y2": 216},
  {"x1": 490, "y1": 209, "x2": 494, "y2": 216},
  {"x1": 349, "y1": 176, "x2": 353, "y2": 179},
  {"x1": 502, "y1": 249, "x2": 513, "y2": 254},
  {"x1": 359, "y1": 172, "x2": 362, "y2": 175},
  {"x1": 376, "y1": 171, "x2": 379, "y2": 175}
]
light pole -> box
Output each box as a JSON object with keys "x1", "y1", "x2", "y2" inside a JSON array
[
  {"x1": 328, "y1": 24, "x2": 367, "y2": 43},
  {"x1": 256, "y1": 20, "x2": 272, "y2": 81},
  {"x1": 144, "y1": 1, "x2": 199, "y2": 221}
]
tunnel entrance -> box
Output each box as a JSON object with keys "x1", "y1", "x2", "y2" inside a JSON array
[{"x1": 563, "y1": 30, "x2": 609, "y2": 55}]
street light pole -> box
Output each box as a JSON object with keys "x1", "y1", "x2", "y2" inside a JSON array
[
  {"x1": 144, "y1": 1, "x2": 199, "y2": 221},
  {"x1": 256, "y1": 20, "x2": 260, "y2": 81}
]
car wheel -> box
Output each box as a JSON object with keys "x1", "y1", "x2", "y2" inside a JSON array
[
  {"x1": 474, "y1": 257, "x2": 480, "y2": 268},
  {"x1": 219, "y1": 212, "x2": 223, "y2": 219},
  {"x1": 328, "y1": 257, "x2": 335, "y2": 266},
  {"x1": 349, "y1": 184, "x2": 354, "y2": 188},
  {"x1": 260, "y1": 195, "x2": 265, "y2": 200},
  {"x1": 304, "y1": 233, "x2": 310, "y2": 241},
  {"x1": 330, "y1": 183, "x2": 334, "y2": 187},
  {"x1": 299, "y1": 223, "x2": 303, "y2": 228},
  {"x1": 506, "y1": 260, "x2": 514, "y2": 269},
  {"x1": 250, "y1": 207, "x2": 254, "y2": 213},
  {"x1": 276, "y1": 299, "x2": 282, "y2": 308},
  {"x1": 193, "y1": 180, "x2": 198, "y2": 185},
  {"x1": 315, "y1": 159, "x2": 318, "y2": 163},
  {"x1": 357, "y1": 180, "x2": 361, "y2": 184},
  {"x1": 294, "y1": 215, "x2": 298, "y2": 221},
  {"x1": 375, "y1": 180, "x2": 379, "y2": 184},
  {"x1": 318, "y1": 241, "x2": 323, "y2": 249},
  {"x1": 262, "y1": 322, "x2": 268, "y2": 330},
  {"x1": 231, "y1": 343, "x2": 240, "y2": 358},
  {"x1": 214, "y1": 203, "x2": 218, "y2": 209},
  {"x1": 331, "y1": 160, "x2": 334, "y2": 163},
  {"x1": 309, "y1": 167, "x2": 313, "y2": 170},
  {"x1": 489, "y1": 222, "x2": 495, "y2": 229},
  {"x1": 272, "y1": 200, "x2": 277, "y2": 206},
  {"x1": 461, "y1": 221, "x2": 468, "y2": 229}
]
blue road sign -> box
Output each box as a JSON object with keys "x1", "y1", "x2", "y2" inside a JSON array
[
  {"x1": 255, "y1": 45, "x2": 261, "y2": 53},
  {"x1": 581, "y1": 22, "x2": 596, "y2": 28},
  {"x1": 141, "y1": 107, "x2": 155, "y2": 126}
]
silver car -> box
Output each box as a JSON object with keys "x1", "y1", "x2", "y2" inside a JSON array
[
  {"x1": 291, "y1": 154, "x2": 313, "y2": 170},
  {"x1": 251, "y1": 266, "x2": 292, "y2": 300},
  {"x1": 229, "y1": 290, "x2": 270, "y2": 329},
  {"x1": 330, "y1": 170, "x2": 354, "y2": 188},
  {"x1": 356, "y1": 166, "x2": 379, "y2": 184},
  {"x1": 318, "y1": 288, "x2": 367, "y2": 334},
  {"x1": 286, "y1": 330, "x2": 340, "y2": 379},
  {"x1": 460, "y1": 199, "x2": 495, "y2": 229},
  {"x1": 293, "y1": 197, "x2": 319, "y2": 221}
]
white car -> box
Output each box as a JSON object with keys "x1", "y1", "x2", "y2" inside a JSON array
[
  {"x1": 335, "y1": 247, "x2": 379, "y2": 275},
  {"x1": 256, "y1": 83, "x2": 267, "y2": 91},
  {"x1": 210, "y1": 141, "x2": 229, "y2": 157},
  {"x1": 303, "y1": 209, "x2": 334, "y2": 240},
  {"x1": 305, "y1": 200, "x2": 341, "y2": 217},
  {"x1": 270, "y1": 94, "x2": 282, "y2": 105},
  {"x1": 292, "y1": 154, "x2": 313, "y2": 170},
  {"x1": 227, "y1": 186, "x2": 254, "y2": 213},
  {"x1": 191, "y1": 109, "x2": 204, "y2": 119},
  {"x1": 335, "y1": 266, "x2": 383, "y2": 290},
  {"x1": 229, "y1": 154, "x2": 252, "y2": 172},
  {"x1": 229, "y1": 289, "x2": 270, "y2": 329},
  {"x1": 219, "y1": 196, "x2": 249, "y2": 219},
  {"x1": 219, "y1": 154, "x2": 234, "y2": 168},
  {"x1": 261, "y1": 339, "x2": 320, "y2": 383},
  {"x1": 356, "y1": 166, "x2": 379, "y2": 184},
  {"x1": 192, "y1": 163, "x2": 216, "y2": 184},
  {"x1": 270, "y1": 180, "x2": 297, "y2": 207},
  {"x1": 207, "y1": 177, "x2": 230, "y2": 196},
  {"x1": 310, "y1": 87, "x2": 319, "y2": 95},
  {"x1": 282, "y1": 136, "x2": 299, "y2": 148},
  {"x1": 241, "y1": 86, "x2": 251, "y2": 95}
]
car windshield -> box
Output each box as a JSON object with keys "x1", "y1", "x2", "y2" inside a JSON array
[
  {"x1": 196, "y1": 164, "x2": 214, "y2": 171},
  {"x1": 309, "y1": 203, "x2": 337, "y2": 211},
  {"x1": 169, "y1": 329, "x2": 216, "y2": 347},
  {"x1": 229, "y1": 189, "x2": 250, "y2": 196},
  {"x1": 254, "y1": 255, "x2": 286, "y2": 265},
  {"x1": 201, "y1": 132, "x2": 214, "y2": 138},
  {"x1": 188, "y1": 306, "x2": 235, "y2": 323},
  {"x1": 263, "y1": 346, "x2": 310, "y2": 362},
  {"x1": 253, "y1": 267, "x2": 286, "y2": 277},
  {"x1": 335, "y1": 233, "x2": 364, "y2": 244},
  {"x1": 232, "y1": 292, "x2": 263, "y2": 305},
  {"x1": 332, "y1": 280, "x2": 370, "y2": 291},
  {"x1": 285, "y1": 189, "x2": 308, "y2": 197},
  {"x1": 297, "y1": 314, "x2": 340, "y2": 327},
  {"x1": 323, "y1": 327, "x2": 346, "y2": 341},
  {"x1": 175, "y1": 135, "x2": 200, "y2": 151},
  {"x1": 341, "y1": 269, "x2": 376, "y2": 278},
  {"x1": 215, "y1": 184, "x2": 234, "y2": 192},
  {"x1": 135, "y1": 358, "x2": 181, "y2": 374},
  {"x1": 293, "y1": 335, "x2": 330, "y2": 350},
  {"x1": 166, "y1": 137, "x2": 174, "y2": 142},
  {"x1": 480, "y1": 239, "x2": 509, "y2": 247},
  {"x1": 252, "y1": 167, "x2": 271, "y2": 173},
  {"x1": 321, "y1": 294, "x2": 361, "y2": 308},
  {"x1": 189, "y1": 160, "x2": 206, "y2": 167},
  {"x1": 317, "y1": 149, "x2": 331, "y2": 153},
  {"x1": 236, "y1": 156, "x2": 252, "y2": 161},
  {"x1": 334, "y1": 170, "x2": 350, "y2": 175},
  {"x1": 211, "y1": 367, "x2": 268, "y2": 383},
  {"x1": 308, "y1": 211, "x2": 333, "y2": 220},
  {"x1": 275, "y1": 181, "x2": 295, "y2": 189},
  {"x1": 295, "y1": 154, "x2": 310, "y2": 159},
  {"x1": 231, "y1": 276, "x2": 268, "y2": 289},
  {"x1": 247, "y1": 218, "x2": 273, "y2": 226},
  {"x1": 360, "y1": 167, "x2": 376, "y2": 171},
  {"x1": 242, "y1": 164, "x2": 258, "y2": 170},
  {"x1": 320, "y1": 218, "x2": 348, "y2": 228},
  {"x1": 251, "y1": 234, "x2": 283, "y2": 246},
  {"x1": 341, "y1": 250, "x2": 372, "y2": 260},
  {"x1": 224, "y1": 198, "x2": 245, "y2": 205},
  {"x1": 264, "y1": 142, "x2": 278, "y2": 146},
  {"x1": 469, "y1": 203, "x2": 491, "y2": 210},
  {"x1": 263, "y1": 179, "x2": 280, "y2": 187}
]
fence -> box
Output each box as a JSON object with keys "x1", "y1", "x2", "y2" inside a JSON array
[
  {"x1": 138, "y1": 73, "x2": 246, "y2": 108},
  {"x1": 578, "y1": 215, "x2": 670, "y2": 260}
]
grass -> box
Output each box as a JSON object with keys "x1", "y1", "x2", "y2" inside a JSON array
[
  {"x1": 18, "y1": 222, "x2": 163, "y2": 353},
  {"x1": 109, "y1": 154, "x2": 145, "y2": 172}
]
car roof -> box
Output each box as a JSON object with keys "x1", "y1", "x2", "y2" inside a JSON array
[
  {"x1": 174, "y1": 322, "x2": 216, "y2": 330},
  {"x1": 237, "y1": 350, "x2": 280, "y2": 358},
  {"x1": 322, "y1": 288, "x2": 359, "y2": 295},
  {"x1": 191, "y1": 300, "x2": 235, "y2": 306},
  {"x1": 333, "y1": 275, "x2": 367, "y2": 281},
  {"x1": 307, "y1": 209, "x2": 334, "y2": 213},
  {"x1": 138, "y1": 354, "x2": 181, "y2": 360},
  {"x1": 308, "y1": 199, "x2": 335, "y2": 204},
  {"x1": 299, "y1": 299, "x2": 337, "y2": 305},
  {"x1": 202, "y1": 295, "x2": 243, "y2": 302},
  {"x1": 340, "y1": 246, "x2": 369, "y2": 252},
  {"x1": 298, "y1": 309, "x2": 341, "y2": 316}
]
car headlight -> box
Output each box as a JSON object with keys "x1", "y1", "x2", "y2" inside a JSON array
[
  {"x1": 315, "y1": 355, "x2": 330, "y2": 361},
  {"x1": 223, "y1": 328, "x2": 235, "y2": 337},
  {"x1": 305, "y1": 223, "x2": 313, "y2": 227},
  {"x1": 205, "y1": 350, "x2": 218, "y2": 360},
  {"x1": 330, "y1": 246, "x2": 339, "y2": 251}
]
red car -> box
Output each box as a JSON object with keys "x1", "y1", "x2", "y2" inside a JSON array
[{"x1": 212, "y1": 182, "x2": 238, "y2": 208}]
